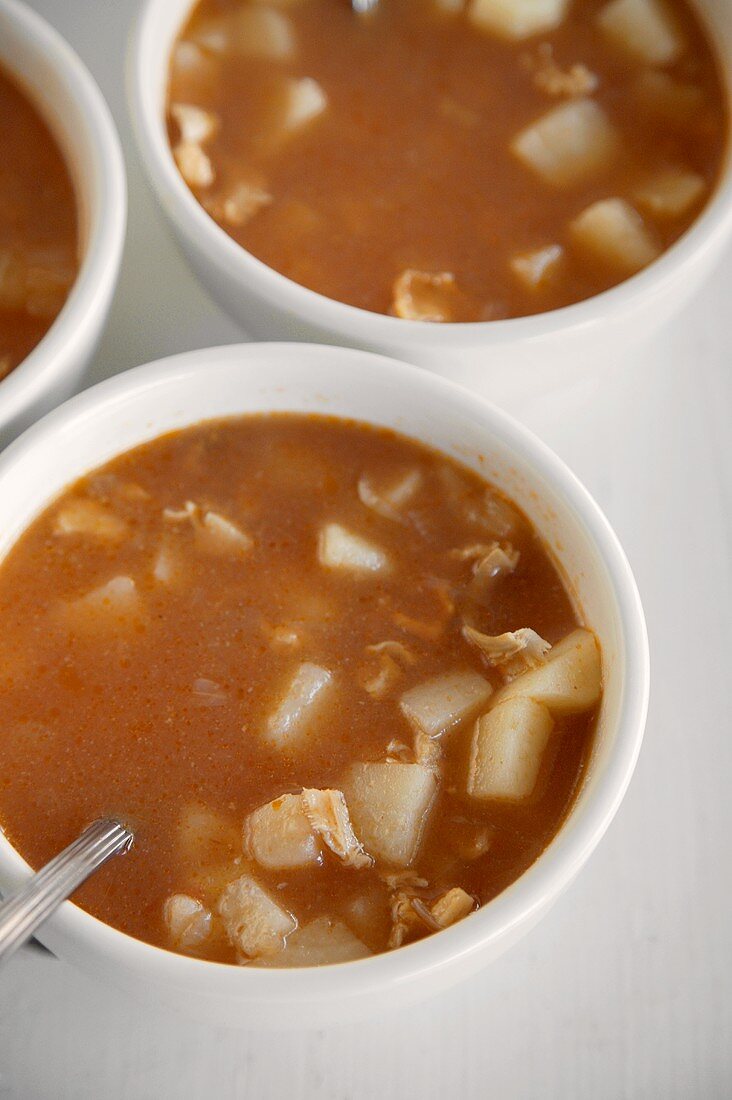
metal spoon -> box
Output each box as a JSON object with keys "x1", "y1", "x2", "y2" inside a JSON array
[{"x1": 0, "y1": 818, "x2": 133, "y2": 965}]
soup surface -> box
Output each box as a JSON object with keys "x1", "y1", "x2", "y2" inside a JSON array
[
  {"x1": 166, "y1": 0, "x2": 727, "y2": 322},
  {"x1": 0, "y1": 66, "x2": 79, "y2": 381},
  {"x1": 0, "y1": 415, "x2": 601, "y2": 966}
]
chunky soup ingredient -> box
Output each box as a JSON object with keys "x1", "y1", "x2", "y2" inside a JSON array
[
  {"x1": 167, "y1": 0, "x2": 726, "y2": 320},
  {"x1": 0, "y1": 65, "x2": 78, "y2": 379},
  {"x1": 0, "y1": 415, "x2": 601, "y2": 965}
]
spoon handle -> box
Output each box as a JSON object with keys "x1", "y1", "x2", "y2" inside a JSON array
[{"x1": 0, "y1": 818, "x2": 133, "y2": 965}]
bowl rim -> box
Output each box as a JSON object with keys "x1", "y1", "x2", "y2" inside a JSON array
[
  {"x1": 129, "y1": 0, "x2": 732, "y2": 348},
  {"x1": 0, "y1": 341, "x2": 650, "y2": 1000},
  {"x1": 0, "y1": 0, "x2": 127, "y2": 432}
]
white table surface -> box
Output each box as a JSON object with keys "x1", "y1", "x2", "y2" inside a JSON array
[{"x1": 1, "y1": 3, "x2": 731, "y2": 1097}]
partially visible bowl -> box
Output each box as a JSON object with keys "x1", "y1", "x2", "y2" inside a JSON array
[
  {"x1": 128, "y1": 0, "x2": 732, "y2": 406},
  {"x1": 0, "y1": 342, "x2": 649, "y2": 1027},
  {"x1": 0, "y1": 0, "x2": 126, "y2": 444}
]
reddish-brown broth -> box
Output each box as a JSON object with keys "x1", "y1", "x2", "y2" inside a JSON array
[
  {"x1": 0, "y1": 65, "x2": 78, "y2": 380},
  {"x1": 0, "y1": 416, "x2": 596, "y2": 962},
  {"x1": 167, "y1": 0, "x2": 727, "y2": 321}
]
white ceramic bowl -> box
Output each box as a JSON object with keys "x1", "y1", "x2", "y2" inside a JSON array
[
  {"x1": 128, "y1": 0, "x2": 732, "y2": 405},
  {"x1": 0, "y1": 0, "x2": 126, "y2": 444},
  {"x1": 0, "y1": 342, "x2": 648, "y2": 1027}
]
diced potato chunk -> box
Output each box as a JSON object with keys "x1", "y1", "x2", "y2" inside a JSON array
[
  {"x1": 400, "y1": 669, "x2": 493, "y2": 737},
  {"x1": 511, "y1": 99, "x2": 619, "y2": 187},
  {"x1": 178, "y1": 803, "x2": 241, "y2": 864},
  {"x1": 174, "y1": 141, "x2": 215, "y2": 189},
  {"x1": 264, "y1": 662, "x2": 333, "y2": 750},
  {"x1": 343, "y1": 762, "x2": 438, "y2": 866},
  {"x1": 467, "y1": 697, "x2": 554, "y2": 801},
  {"x1": 218, "y1": 874, "x2": 296, "y2": 958},
  {"x1": 163, "y1": 893, "x2": 212, "y2": 949},
  {"x1": 493, "y1": 627, "x2": 602, "y2": 715},
  {"x1": 230, "y1": 8, "x2": 296, "y2": 59},
  {"x1": 510, "y1": 244, "x2": 564, "y2": 290},
  {"x1": 278, "y1": 76, "x2": 327, "y2": 136},
  {"x1": 244, "y1": 792, "x2": 321, "y2": 869},
  {"x1": 170, "y1": 103, "x2": 219, "y2": 145},
  {"x1": 570, "y1": 198, "x2": 660, "y2": 275},
  {"x1": 73, "y1": 576, "x2": 140, "y2": 623},
  {"x1": 392, "y1": 269, "x2": 458, "y2": 322},
  {"x1": 468, "y1": 0, "x2": 568, "y2": 40},
  {"x1": 597, "y1": 0, "x2": 684, "y2": 66},
  {"x1": 318, "y1": 523, "x2": 389, "y2": 574},
  {"x1": 255, "y1": 917, "x2": 371, "y2": 967},
  {"x1": 54, "y1": 499, "x2": 128, "y2": 542},
  {"x1": 633, "y1": 167, "x2": 705, "y2": 218}
]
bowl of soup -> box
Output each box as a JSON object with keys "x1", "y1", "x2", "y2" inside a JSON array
[
  {"x1": 0, "y1": 342, "x2": 648, "y2": 1025},
  {"x1": 0, "y1": 0, "x2": 126, "y2": 443},
  {"x1": 129, "y1": 0, "x2": 730, "y2": 402}
]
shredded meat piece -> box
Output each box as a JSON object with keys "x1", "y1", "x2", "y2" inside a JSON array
[
  {"x1": 173, "y1": 141, "x2": 215, "y2": 189},
  {"x1": 393, "y1": 611, "x2": 444, "y2": 641},
  {"x1": 391, "y1": 269, "x2": 458, "y2": 322},
  {"x1": 462, "y1": 626, "x2": 551, "y2": 678},
  {"x1": 360, "y1": 640, "x2": 416, "y2": 700},
  {"x1": 429, "y1": 887, "x2": 476, "y2": 928},
  {"x1": 388, "y1": 890, "x2": 430, "y2": 947},
  {"x1": 203, "y1": 180, "x2": 272, "y2": 228},
  {"x1": 163, "y1": 501, "x2": 198, "y2": 522},
  {"x1": 301, "y1": 788, "x2": 372, "y2": 869},
  {"x1": 413, "y1": 729, "x2": 442, "y2": 769},
  {"x1": 170, "y1": 103, "x2": 219, "y2": 145},
  {"x1": 473, "y1": 544, "x2": 520, "y2": 583},
  {"x1": 521, "y1": 44, "x2": 598, "y2": 98},
  {"x1": 386, "y1": 882, "x2": 476, "y2": 948},
  {"x1": 161, "y1": 501, "x2": 251, "y2": 553},
  {"x1": 451, "y1": 541, "x2": 520, "y2": 582},
  {"x1": 385, "y1": 738, "x2": 412, "y2": 762}
]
